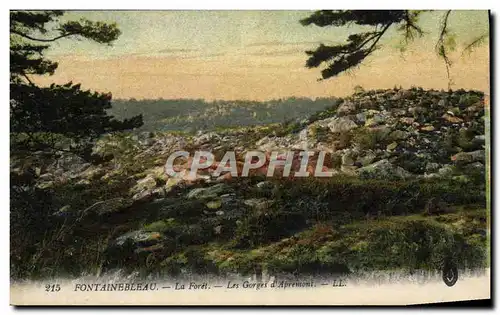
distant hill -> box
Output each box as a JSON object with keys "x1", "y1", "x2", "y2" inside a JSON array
[{"x1": 109, "y1": 97, "x2": 340, "y2": 132}]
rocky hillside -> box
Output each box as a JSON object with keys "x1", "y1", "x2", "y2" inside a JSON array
[
  {"x1": 255, "y1": 87, "x2": 486, "y2": 180},
  {"x1": 110, "y1": 97, "x2": 339, "y2": 132},
  {"x1": 11, "y1": 87, "x2": 488, "y2": 280}
]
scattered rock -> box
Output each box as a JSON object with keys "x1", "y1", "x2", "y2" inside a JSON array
[
  {"x1": 420, "y1": 125, "x2": 435, "y2": 132},
  {"x1": 442, "y1": 114, "x2": 464, "y2": 124},
  {"x1": 342, "y1": 149, "x2": 357, "y2": 166},
  {"x1": 357, "y1": 151, "x2": 377, "y2": 166},
  {"x1": 472, "y1": 135, "x2": 486, "y2": 147},
  {"x1": 425, "y1": 162, "x2": 441, "y2": 173},
  {"x1": 337, "y1": 101, "x2": 356, "y2": 115},
  {"x1": 256, "y1": 181, "x2": 274, "y2": 190},
  {"x1": 325, "y1": 117, "x2": 358, "y2": 133},
  {"x1": 400, "y1": 117, "x2": 415, "y2": 125},
  {"x1": 365, "y1": 114, "x2": 386, "y2": 127},
  {"x1": 186, "y1": 183, "x2": 231, "y2": 200},
  {"x1": 386, "y1": 142, "x2": 398, "y2": 151},
  {"x1": 206, "y1": 199, "x2": 222, "y2": 209},
  {"x1": 358, "y1": 159, "x2": 412, "y2": 180},
  {"x1": 451, "y1": 150, "x2": 485, "y2": 164},
  {"x1": 389, "y1": 130, "x2": 409, "y2": 141},
  {"x1": 114, "y1": 230, "x2": 163, "y2": 247},
  {"x1": 244, "y1": 198, "x2": 274, "y2": 211}
]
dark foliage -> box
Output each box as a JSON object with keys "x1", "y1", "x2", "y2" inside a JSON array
[
  {"x1": 10, "y1": 10, "x2": 143, "y2": 156},
  {"x1": 300, "y1": 10, "x2": 428, "y2": 80}
]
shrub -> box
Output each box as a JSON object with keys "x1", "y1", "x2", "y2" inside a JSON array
[{"x1": 233, "y1": 210, "x2": 307, "y2": 248}]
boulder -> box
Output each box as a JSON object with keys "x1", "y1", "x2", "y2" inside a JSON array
[
  {"x1": 400, "y1": 117, "x2": 415, "y2": 125},
  {"x1": 442, "y1": 114, "x2": 464, "y2": 124},
  {"x1": 462, "y1": 161, "x2": 485, "y2": 175},
  {"x1": 356, "y1": 112, "x2": 367, "y2": 123},
  {"x1": 256, "y1": 181, "x2": 274, "y2": 190},
  {"x1": 357, "y1": 159, "x2": 412, "y2": 180},
  {"x1": 365, "y1": 114, "x2": 386, "y2": 127},
  {"x1": 438, "y1": 165, "x2": 455, "y2": 177},
  {"x1": 341, "y1": 149, "x2": 357, "y2": 166},
  {"x1": 325, "y1": 117, "x2": 358, "y2": 133},
  {"x1": 206, "y1": 199, "x2": 222, "y2": 209},
  {"x1": 386, "y1": 142, "x2": 398, "y2": 151},
  {"x1": 186, "y1": 183, "x2": 231, "y2": 200},
  {"x1": 425, "y1": 162, "x2": 441, "y2": 173},
  {"x1": 357, "y1": 151, "x2": 377, "y2": 166},
  {"x1": 130, "y1": 174, "x2": 158, "y2": 195},
  {"x1": 337, "y1": 101, "x2": 357, "y2": 115},
  {"x1": 82, "y1": 197, "x2": 132, "y2": 216},
  {"x1": 244, "y1": 198, "x2": 274, "y2": 211},
  {"x1": 110, "y1": 230, "x2": 166, "y2": 255},
  {"x1": 420, "y1": 125, "x2": 435, "y2": 132},
  {"x1": 451, "y1": 150, "x2": 485, "y2": 164},
  {"x1": 389, "y1": 130, "x2": 409, "y2": 141},
  {"x1": 472, "y1": 135, "x2": 486, "y2": 147},
  {"x1": 194, "y1": 132, "x2": 222, "y2": 145}
]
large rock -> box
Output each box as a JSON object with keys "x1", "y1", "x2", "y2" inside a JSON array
[
  {"x1": 357, "y1": 151, "x2": 377, "y2": 166},
  {"x1": 364, "y1": 114, "x2": 386, "y2": 127},
  {"x1": 451, "y1": 150, "x2": 485, "y2": 164},
  {"x1": 110, "y1": 230, "x2": 166, "y2": 254},
  {"x1": 442, "y1": 113, "x2": 464, "y2": 124},
  {"x1": 194, "y1": 132, "x2": 222, "y2": 146},
  {"x1": 256, "y1": 136, "x2": 294, "y2": 151},
  {"x1": 244, "y1": 198, "x2": 274, "y2": 211},
  {"x1": 357, "y1": 159, "x2": 412, "y2": 180},
  {"x1": 472, "y1": 135, "x2": 486, "y2": 147},
  {"x1": 341, "y1": 149, "x2": 357, "y2": 166},
  {"x1": 323, "y1": 117, "x2": 358, "y2": 133},
  {"x1": 256, "y1": 181, "x2": 274, "y2": 191},
  {"x1": 425, "y1": 162, "x2": 441, "y2": 173},
  {"x1": 114, "y1": 230, "x2": 162, "y2": 247},
  {"x1": 186, "y1": 183, "x2": 231, "y2": 200},
  {"x1": 47, "y1": 154, "x2": 90, "y2": 178},
  {"x1": 389, "y1": 130, "x2": 409, "y2": 141},
  {"x1": 82, "y1": 197, "x2": 132, "y2": 216},
  {"x1": 438, "y1": 165, "x2": 455, "y2": 177},
  {"x1": 337, "y1": 101, "x2": 357, "y2": 115},
  {"x1": 130, "y1": 174, "x2": 158, "y2": 195}
]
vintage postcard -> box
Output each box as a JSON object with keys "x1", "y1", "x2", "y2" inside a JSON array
[{"x1": 10, "y1": 9, "x2": 491, "y2": 305}]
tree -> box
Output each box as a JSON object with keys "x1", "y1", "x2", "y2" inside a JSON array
[
  {"x1": 300, "y1": 10, "x2": 488, "y2": 89},
  {"x1": 10, "y1": 10, "x2": 143, "y2": 157}
]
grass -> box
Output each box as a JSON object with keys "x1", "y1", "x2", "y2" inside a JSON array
[
  {"x1": 205, "y1": 207, "x2": 487, "y2": 276},
  {"x1": 11, "y1": 172, "x2": 488, "y2": 280}
]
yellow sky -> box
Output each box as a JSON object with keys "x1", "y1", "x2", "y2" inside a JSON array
[{"x1": 34, "y1": 10, "x2": 490, "y2": 100}]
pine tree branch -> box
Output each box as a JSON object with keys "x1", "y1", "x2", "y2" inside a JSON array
[
  {"x1": 461, "y1": 33, "x2": 488, "y2": 56},
  {"x1": 435, "y1": 10, "x2": 453, "y2": 90},
  {"x1": 365, "y1": 23, "x2": 393, "y2": 54},
  {"x1": 21, "y1": 72, "x2": 34, "y2": 85},
  {"x1": 10, "y1": 29, "x2": 77, "y2": 42}
]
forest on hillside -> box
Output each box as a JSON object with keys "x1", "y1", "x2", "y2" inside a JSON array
[{"x1": 110, "y1": 97, "x2": 340, "y2": 132}]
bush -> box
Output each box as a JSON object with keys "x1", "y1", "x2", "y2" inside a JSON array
[
  {"x1": 233, "y1": 210, "x2": 306, "y2": 248},
  {"x1": 268, "y1": 176, "x2": 485, "y2": 220}
]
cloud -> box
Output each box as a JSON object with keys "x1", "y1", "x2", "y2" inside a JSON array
[
  {"x1": 245, "y1": 40, "x2": 334, "y2": 48},
  {"x1": 245, "y1": 48, "x2": 306, "y2": 57},
  {"x1": 157, "y1": 48, "x2": 200, "y2": 54}
]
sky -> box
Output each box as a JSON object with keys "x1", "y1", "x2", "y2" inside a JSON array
[{"x1": 35, "y1": 10, "x2": 490, "y2": 100}]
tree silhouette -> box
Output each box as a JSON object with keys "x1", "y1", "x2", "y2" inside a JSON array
[
  {"x1": 300, "y1": 10, "x2": 488, "y2": 89},
  {"x1": 10, "y1": 10, "x2": 143, "y2": 157}
]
